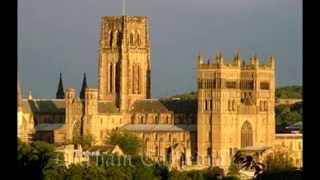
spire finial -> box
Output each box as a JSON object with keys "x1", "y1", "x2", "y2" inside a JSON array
[
  {"x1": 28, "y1": 90, "x2": 33, "y2": 100},
  {"x1": 215, "y1": 50, "x2": 224, "y2": 64},
  {"x1": 56, "y1": 72, "x2": 65, "y2": 99},
  {"x1": 80, "y1": 72, "x2": 88, "y2": 99},
  {"x1": 17, "y1": 79, "x2": 23, "y2": 108}
]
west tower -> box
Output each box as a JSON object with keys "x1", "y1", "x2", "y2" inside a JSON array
[
  {"x1": 98, "y1": 16, "x2": 151, "y2": 112},
  {"x1": 196, "y1": 52, "x2": 276, "y2": 169}
]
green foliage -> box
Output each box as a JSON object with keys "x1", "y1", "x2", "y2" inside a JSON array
[
  {"x1": 227, "y1": 162, "x2": 240, "y2": 177},
  {"x1": 168, "y1": 168, "x2": 226, "y2": 180},
  {"x1": 256, "y1": 169, "x2": 302, "y2": 180},
  {"x1": 276, "y1": 85, "x2": 302, "y2": 99},
  {"x1": 107, "y1": 129, "x2": 142, "y2": 156},
  {"x1": 72, "y1": 134, "x2": 94, "y2": 150},
  {"x1": 169, "y1": 170, "x2": 191, "y2": 180},
  {"x1": 18, "y1": 141, "x2": 62, "y2": 180},
  {"x1": 275, "y1": 102, "x2": 302, "y2": 129},
  {"x1": 263, "y1": 149, "x2": 295, "y2": 172}
]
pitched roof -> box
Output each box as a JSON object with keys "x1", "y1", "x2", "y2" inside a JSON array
[
  {"x1": 122, "y1": 124, "x2": 188, "y2": 132},
  {"x1": 24, "y1": 99, "x2": 65, "y2": 113},
  {"x1": 130, "y1": 99, "x2": 170, "y2": 113},
  {"x1": 35, "y1": 123, "x2": 65, "y2": 131},
  {"x1": 160, "y1": 99, "x2": 197, "y2": 114},
  {"x1": 98, "y1": 101, "x2": 119, "y2": 113}
]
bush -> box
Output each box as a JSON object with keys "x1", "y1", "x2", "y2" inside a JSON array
[
  {"x1": 106, "y1": 129, "x2": 142, "y2": 156},
  {"x1": 256, "y1": 169, "x2": 302, "y2": 180},
  {"x1": 72, "y1": 134, "x2": 94, "y2": 150},
  {"x1": 18, "y1": 141, "x2": 63, "y2": 180},
  {"x1": 263, "y1": 148, "x2": 295, "y2": 172}
]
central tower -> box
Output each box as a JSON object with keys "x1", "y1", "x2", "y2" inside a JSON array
[{"x1": 98, "y1": 16, "x2": 151, "y2": 112}]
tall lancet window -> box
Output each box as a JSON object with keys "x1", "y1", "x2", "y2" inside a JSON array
[
  {"x1": 130, "y1": 32, "x2": 134, "y2": 46},
  {"x1": 109, "y1": 63, "x2": 113, "y2": 93},
  {"x1": 241, "y1": 121, "x2": 253, "y2": 148},
  {"x1": 132, "y1": 64, "x2": 140, "y2": 94},
  {"x1": 109, "y1": 31, "x2": 113, "y2": 47},
  {"x1": 137, "y1": 65, "x2": 140, "y2": 94}
]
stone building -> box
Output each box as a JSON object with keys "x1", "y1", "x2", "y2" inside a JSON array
[
  {"x1": 196, "y1": 52, "x2": 276, "y2": 169},
  {"x1": 18, "y1": 15, "x2": 302, "y2": 171}
]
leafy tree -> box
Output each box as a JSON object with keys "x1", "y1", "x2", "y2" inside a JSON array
[
  {"x1": 256, "y1": 169, "x2": 302, "y2": 180},
  {"x1": 276, "y1": 85, "x2": 302, "y2": 99},
  {"x1": 106, "y1": 129, "x2": 142, "y2": 156},
  {"x1": 169, "y1": 170, "x2": 191, "y2": 180},
  {"x1": 72, "y1": 134, "x2": 94, "y2": 150},
  {"x1": 263, "y1": 147, "x2": 295, "y2": 172},
  {"x1": 18, "y1": 141, "x2": 63, "y2": 180},
  {"x1": 227, "y1": 162, "x2": 240, "y2": 177},
  {"x1": 275, "y1": 102, "x2": 302, "y2": 130},
  {"x1": 153, "y1": 163, "x2": 170, "y2": 180}
]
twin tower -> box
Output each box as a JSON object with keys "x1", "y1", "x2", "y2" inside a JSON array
[{"x1": 98, "y1": 16, "x2": 151, "y2": 111}]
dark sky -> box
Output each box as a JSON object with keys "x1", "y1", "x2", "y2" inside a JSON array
[{"x1": 18, "y1": 0, "x2": 302, "y2": 98}]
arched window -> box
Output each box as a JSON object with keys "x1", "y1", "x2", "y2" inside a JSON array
[
  {"x1": 155, "y1": 146, "x2": 159, "y2": 156},
  {"x1": 144, "y1": 138, "x2": 149, "y2": 156},
  {"x1": 155, "y1": 115, "x2": 159, "y2": 124},
  {"x1": 241, "y1": 121, "x2": 253, "y2": 148},
  {"x1": 109, "y1": 63, "x2": 113, "y2": 93},
  {"x1": 130, "y1": 32, "x2": 134, "y2": 45},
  {"x1": 232, "y1": 100, "x2": 236, "y2": 111},
  {"x1": 136, "y1": 30, "x2": 141, "y2": 46},
  {"x1": 109, "y1": 31, "x2": 113, "y2": 47}
]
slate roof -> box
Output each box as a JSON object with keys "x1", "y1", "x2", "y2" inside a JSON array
[
  {"x1": 98, "y1": 101, "x2": 119, "y2": 113},
  {"x1": 160, "y1": 99, "x2": 197, "y2": 114},
  {"x1": 130, "y1": 99, "x2": 170, "y2": 113},
  {"x1": 35, "y1": 123, "x2": 65, "y2": 131},
  {"x1": 239, "y1": 146, "x2": 271, "y2": 152},
  {"x1": 122, "y1": 124, "x2": 187, "y2": 132},
  {"x1": 23, "y1": 99, "x2": 66, "y2": 114},
  {"x1": 175, "y1": 124, "x2": 197, "y2": 132}
]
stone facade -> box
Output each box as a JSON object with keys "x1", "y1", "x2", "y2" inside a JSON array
[
  {"x1": 18, "y1": 15, "x2": 302, "y2": 171},
  {"x1": 274, "y1": 133, "x2": 303, "y2": 168},
  {"x1": 197, "y1": 52, "x2": 275, "y2": 169}
]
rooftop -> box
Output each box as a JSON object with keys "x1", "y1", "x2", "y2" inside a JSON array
[
  {"x1": 130, "y1": 99, "x2": 170, "y2": 113},
  {"x1": 122, "y1": 124, "x2": 188, "y2": 132},
  {"x1": 35, "y1": 123, "x2": 65, "y2": 131}
]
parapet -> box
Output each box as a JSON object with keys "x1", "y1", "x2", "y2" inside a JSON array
[
  {"x1": 101, "y1": 16, "x2": 147, "y2": 24},
  {"x1": 197, "y1": 51, "x2": 275, "y2": 70}
]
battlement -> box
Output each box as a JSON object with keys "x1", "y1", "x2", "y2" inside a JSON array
[
  {"x1": 101, "y1": 16, "x2": 147, "y2": 24},
  {"x1": 197, "y1": 52, "x2": 275, "y2": 70}
]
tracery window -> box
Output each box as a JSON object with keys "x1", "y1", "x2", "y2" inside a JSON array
[{"x1": 241, "y1": 121, "x2": 253, "y2": 148}]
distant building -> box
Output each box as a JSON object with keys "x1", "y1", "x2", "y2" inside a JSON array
[{"x1": 275, "y1": 98, "x2": 302, "y2": 106}]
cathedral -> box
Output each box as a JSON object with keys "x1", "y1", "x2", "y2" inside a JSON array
[{"x1": 18, "y1": 16, "x2": 302, "y2": 171}]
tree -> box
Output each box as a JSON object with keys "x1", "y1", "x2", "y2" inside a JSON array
[
  {"x1": 72, "y1": 134, "x2": 94, "y2": 150},
  {"x1": 227, "y1": 162, "x2": 240, "y2": 177},
  {"x1": 106, "y1": 129, "x2": 142, "y2": 156},
  {"x1": 263, "y1": 147, "x2": 295, "y2": 172},
  {"x1": 275, "y1": 85, "x2": 302, "y2": 99},
  {"x1": 18, "y1": 141, "x2": 63, "y2": 180},
  {"x1": 275, "y1": 103, "x2": 302, "y2": 130}
]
